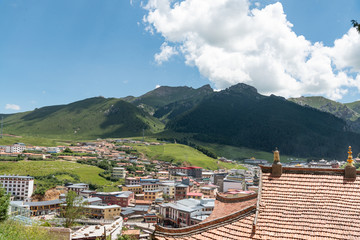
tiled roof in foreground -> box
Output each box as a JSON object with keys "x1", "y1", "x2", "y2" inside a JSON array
[{"x1": 153, "y1": 166, "x2": 360, "y2": 239}]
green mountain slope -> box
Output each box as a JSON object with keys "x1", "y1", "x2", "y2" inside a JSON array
[
  {"x1": 345, "y1": 101, "x2": 360, "y2": 115},
  {"x1": 167, "y1": 83, "x2": 360, "y2": 159},
  {"x1": 289, "y1": 96, "x2": 360, "y2": 121},
  {"x1": 3, "y1": 97, "x2": 164, "y2": 139},
  {"x1": 125, "y1": 85, "x2": 213, "y2": 118}
]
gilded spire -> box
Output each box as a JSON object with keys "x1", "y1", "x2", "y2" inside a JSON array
[
  {"x1": 347, "y1": 146, "x2": 354, "y2": 166},
  {"x1": 273, "y1": 147, "x2": 280, "y2": 163}
]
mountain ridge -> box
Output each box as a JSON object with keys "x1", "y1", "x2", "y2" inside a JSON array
[{"x1": 2, "y1": 83, "x2": 360, "y2": 159}]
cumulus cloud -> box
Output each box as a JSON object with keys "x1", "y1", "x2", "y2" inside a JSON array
[
  {"x1": 143, "y1": 0, "x2": 360, "y2": 100},
  {"x1": 5, "y1": 104, "x2": 20, "y2": 111},
  {"x1": 154, "y1": 42, "x2": 178, "y2": 64},
  {"x1": 155, "y1": 84, "x2": 161, "y2": 88}
]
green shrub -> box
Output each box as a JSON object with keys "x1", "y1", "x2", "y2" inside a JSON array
[{"x1": 0, "y1": 220, "x2": 52, "y2": 240}]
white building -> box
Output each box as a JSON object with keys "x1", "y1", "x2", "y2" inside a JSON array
[
  {"x1": 159, "y1": 182, "x2": 176, "y2": 198},
  {"x1": 112, "y1": 167, "x2": 126, "y2": 179},
  {"x1": 5, "y1": 143, "x2": 26, "y2": 153},
  {"x1": 0, "y1": 175, "x2": 34, "y2": 200}
]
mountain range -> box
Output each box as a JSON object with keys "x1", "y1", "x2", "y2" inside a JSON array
[{"x1": 3, "y1": 83, "x2": 360, "y2": 159}]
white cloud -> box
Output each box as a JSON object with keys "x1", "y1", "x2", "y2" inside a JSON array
[
  {"x1": 155, "y1": 84, "x2": 161, "y2": 88},
  {"x1": 5, "y1": 104, "x2": 20, "y2": 111},
  {"x1": 143, "y1": 0, "x2": 360, "y2": 100},
  {"x1": 154, "y1": 42, "x2": 178, "y2": 64}
]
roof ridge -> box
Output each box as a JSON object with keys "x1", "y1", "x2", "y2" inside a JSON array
[
  {"x1": 252, "y1": 169, "x2": 263, "y2": 234},
  {"x1": 215, "y1": 192, "x2": 258, "y2": 203},
  {"x1": 260, "y1": 165, "x2": 355, "y2": 175}
]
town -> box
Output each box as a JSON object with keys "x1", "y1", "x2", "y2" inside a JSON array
[{"x1": 0, "y1": 138, "x2": 351, "y2": 239}]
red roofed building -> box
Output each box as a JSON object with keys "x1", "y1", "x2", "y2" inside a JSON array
[
  {"x1": 186, "y1": 192, "x2": 203, "y2": 200},
  {"x1": 153, "y1": 147, "x2": 360, "y2": 240}
]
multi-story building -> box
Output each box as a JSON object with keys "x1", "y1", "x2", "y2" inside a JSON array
[
  {"x1": 141, "y1": 183, "x2": 161, "y2": 192},
  {"x1": 123, "y1": 185, "x2": 142, "y2": 194},
  {"x1": 122, "y1": 185, "x2": 142, "y2": 194},
  {"x1": 0, "y1": 175, "x2": 34, "y2": 200},
  {"x1": 5, "y1": 143, "x2": 26, "y2": 153},
  {"x1": 84, "y1": 205, "x2": 121, "y2": 220},
  {"x1": 144, "y1": 189, "x2": 163, "y2": 201},
  {"x1": 174, "y1": 184, "x2": 190, "y2": 201},
  {"x1": 159, "y1": 182, "x2": 176, "y2": 199},
  {"x1": 91, "y1": 191, "x2": 134, "y2": 207},
  {"x1": 200, "y1": 186, "x2": 218, "y2": 198},
  {"x1": 158, "y1": 198, "x2": 215, "y2": 227},
  {"x1": 169, "y1": 167, "x2": 203, "y2": 179},
  {"x1": 112, "y1": 167, "x2": 126, "y2": 179}
]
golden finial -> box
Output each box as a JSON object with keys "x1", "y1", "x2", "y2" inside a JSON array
[
  {"x1": 347, "y1": 146, "x2": 354, "y2": 166},
  {"x1": 273, "y1": 147, "x2": 280, "y2": 163}
]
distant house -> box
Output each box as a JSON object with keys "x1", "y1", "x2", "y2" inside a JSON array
[
  {"x1": 66, "y1": 183, "x2": 89, "y2": 195},
  {"x1": 112, "y1": 167, "x2": 126, "y2": 179},
  {"x1": 243, "y1": 158, "x2": 268, "y2": 165}
]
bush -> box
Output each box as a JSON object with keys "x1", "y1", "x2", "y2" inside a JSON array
[{"x1": 0, "y1": 220, "x2": 52, "y2": 240}]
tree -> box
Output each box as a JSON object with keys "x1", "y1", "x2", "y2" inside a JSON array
[
  {"x1": 351, "y1": 20, "x2": 360, "y2": 33},
  {"x1": 63, "y1": 147, "x2": 73, "y2": 153},
  {"x1": 0, "y1": 187, "x2": 10, "y2": 222},
  {"x1": 61, "y1": 190, "x2": 86, "y2": 228}
]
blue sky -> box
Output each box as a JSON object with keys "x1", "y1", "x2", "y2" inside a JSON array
[{"x1": 1, "y1": 0, "x2": 360, "y2": 113}]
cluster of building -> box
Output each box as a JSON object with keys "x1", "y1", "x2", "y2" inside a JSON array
[{"x1": 1, "y1": 139, "x2": 263, "y2": 239}]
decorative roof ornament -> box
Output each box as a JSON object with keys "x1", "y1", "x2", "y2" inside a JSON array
[
  {"x1": 347, "y1": 146, "x2": 354, "y2": 166},
  {"x1": 273, "y1": 147, "x2": 280, "y2": 163}
]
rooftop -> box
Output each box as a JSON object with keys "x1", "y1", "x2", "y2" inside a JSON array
[
  {"x1": 0, "y1": 175, "x2": 34, "y2": 180},
  {"x1": 154, "y1": 155, "x2": 360, "y2": 239},
  {"x1": 85, "y1": 204, "x2": 120, "y2": 210},
  {"x1": 24, "y1": 199, "x2": 64, "y2": 207}
]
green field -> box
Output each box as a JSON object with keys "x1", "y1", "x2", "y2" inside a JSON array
[
  {"x1": 0, "y1": 161, "x2": 113, "y2": 186},
  {"x1": 200, "y1": 142, "x2": 307, "y2": 163},
  {"x1": 133, "y1": 143, "x2": 246, "y2": 170},
  {"x1": 0, "y1": 135, "x2": 66, "y2": 147}
]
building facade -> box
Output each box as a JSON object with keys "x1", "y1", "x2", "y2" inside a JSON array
[
  {"x1": 0, "y1": 175, "x2": 34, "y2": 200},
  {"x1": 169, "y1": 167, "x2": 203, "y2": 179},
  {"x1": 91, "y1": 191, "x2": 134, "y2": 207}
]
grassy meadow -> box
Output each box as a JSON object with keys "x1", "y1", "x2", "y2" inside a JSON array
[
  {"x1": 133, "y1": 143, "x2": 246, "y2": 170},
  {"x1": 200, "y1": 142, "x2": 307, "y2": 163},
  {"x1": 0, "y1": 161, "x2": 113, "y2": 187}
]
